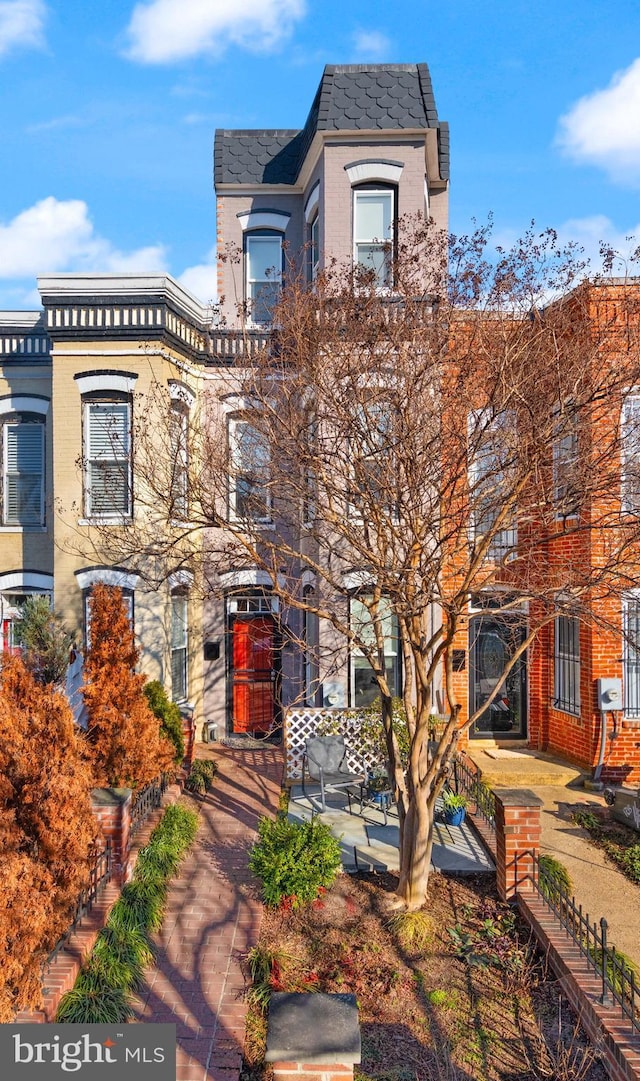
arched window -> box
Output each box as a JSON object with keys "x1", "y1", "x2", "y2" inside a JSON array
[
  {"x1": 171, "y1": 588, "x2": 189, "y2": 703},
  {"x1": 75, "y1": 372, "x2": 137, "y2": 521},
  {"x1": 353, "y1": 184, "x2": 396, "y2": 288},
  {"x1": 245, "y1": 231, "x2": 283, "y2": 325}
]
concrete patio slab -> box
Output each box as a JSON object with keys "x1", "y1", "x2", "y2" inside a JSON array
[{"x1": 288, "y1": 785, "x2": 493, "y2": 875}]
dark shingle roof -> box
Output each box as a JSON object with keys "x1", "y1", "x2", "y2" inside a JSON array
[{"x1": 214, "y1": 63, "x2": 448, "y2": 187}]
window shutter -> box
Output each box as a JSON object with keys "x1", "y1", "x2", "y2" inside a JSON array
[
  {"x1": 86, "y1": 402, "x2": 130, "y2": 515},
  {"x1": 88, "y1": 403, "x2": 128, "y2": 459},
  {"x1": 4, "y1": 421, "x2": 44, "y2": 525}
]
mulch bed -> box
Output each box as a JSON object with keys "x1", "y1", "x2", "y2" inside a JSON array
[{"x1": 242, "y1": 871, "x2": 607, "y2": 1081}]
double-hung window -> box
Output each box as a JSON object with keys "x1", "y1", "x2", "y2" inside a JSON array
[
  {"x1": 309, "y1": 215, "x2": 320, "y2": 282},
  {"x1": 84, "y1": 397, "x2": 131, "y2": 518},
  {"x1": 171, "y1": 590, "x2": 189, "y2": 703},
  {"x1": 553, "y1": 407, "x2": 580, "y2": 517},
  {"x1": 622, "y1": 396, "x2": 640, "y2": 514},
  {"x1": 1, "y1": 415, "x2": 44, "y2": 526},
  {"x1": 228, "y1": 416, "x2": 271, "y2": 522},
  {"x1": 353, "y1": 186, "x2": 394, "y2": 288},
  {"x1": 350, "y1": 595, "x2": 401, "y2": 707},
  {"x1": 351, "y1": 398, "x2": 396, "y2": 518},
  {"x1": 245, "y1": 232, "x2": 282, "y2": 325},
  {"x1": 554, "y1": 615, "x2": 580, "y2": 714},
  {"x1": 623, "y1": 595, "x2": 640, "y2": 718},
  {"x1": 469, "y1": 410, "x2": 517, "y2": 559},
  {"x1": 169, "y1": 402, "x2": 189, "y2": 520}
]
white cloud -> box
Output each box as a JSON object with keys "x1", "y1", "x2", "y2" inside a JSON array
[
  {"x1": 0, "y1": 0, "x2": 45, "y2": 56},
  {"x1": 0, "y1": 197, "x2": 167, "y2": 281},
  {"x1": 557, "y1": 58, "x2": 640, "y2": 184},
  {"x1": 555, "y1": 214, "x2": 640, "y2": 274},
  {"x1": 124, "y1": 0, "x2": 306, "y2": 64},
  {"x1": 179, "y1": 249, "x2": 217, "y2": 304},
  {"x1": 493, "y1": 215, "x2": 640, "y2": 278},
  {"x1": 351, "y1": 29, "x2": 391, "y2": 62}
]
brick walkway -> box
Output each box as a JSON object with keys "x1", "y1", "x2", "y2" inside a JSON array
[{"x1": 133, "y1": 745, "x2": 283, "y2": 1081}]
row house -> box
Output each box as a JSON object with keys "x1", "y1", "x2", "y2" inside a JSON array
[
  {"x1": 0, "y1": 275, "x2": 209, "y2": 727},
  {"x1": 1, "y1": 63, "x2": 639, "y2": 786}
]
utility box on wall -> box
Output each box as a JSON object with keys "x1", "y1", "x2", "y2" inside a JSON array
[{"x1": 596, "y1": 678, "x2": 622, "y2": 711}]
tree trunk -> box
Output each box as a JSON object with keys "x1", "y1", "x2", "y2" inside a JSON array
[{"x1": 395, "y1": 790, "x2": 434, "y2": 909}]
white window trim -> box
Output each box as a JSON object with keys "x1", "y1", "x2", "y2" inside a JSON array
[
  {"x1": 228, "y1": 415, "x2": 272, "y2": 524},
  {"x1": 74, "y1": 373, "x2": 137, "y2": 396},
  {"x1": 349, "y1": 593, "x2": 401, "y2": 707},
  {"x1": 553, "y1": 405, "x2": 580, "y2": 520},
  {"x1": 83, "y1": 397, "x2": 132, "y2": 521},
  {"x1": 75, "y1": 567, "x2": 139, "y2": 592},
  {"x1": 170, "y1": 589, "x2": 189, "y2": 704},
  {"x1": 345, "y1": 161, "x2": 404, "y2": 184},
  {"x1": 304, "y1": 183, "x2": 320, "y2": 223},
  {"x1": 352, "y1": 186, "x2": 395, "y2": 291},
  {"x1": 623, "y1": 592, "x2": 640, "y2": 719},
  {"x1": 1, "y1": 415, "x2": 45, "y2": 529},
  {"x1": 244, "y1": 233, "x2": 283, "y2": 327},
  {"x1": 219, "y1": 568, "x2": 285, "y2": 593},
  {"x1": 237, "y1": 210, "x2": 290, "y2": 232},
  {"x1": 621, "y1": 395, "x2": 640, "y2": 515}
]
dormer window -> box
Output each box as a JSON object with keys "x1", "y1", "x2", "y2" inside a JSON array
[
  {"x1": 245, "y1": 232, "x2": 283, "y2": 325},
  {"x1": 353, "y1": 185, "x2": 395, "y2": 288}
]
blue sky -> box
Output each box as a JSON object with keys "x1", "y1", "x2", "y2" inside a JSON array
[{"x1": 1, "y1": 0, "x2": 639, "y2": 309}]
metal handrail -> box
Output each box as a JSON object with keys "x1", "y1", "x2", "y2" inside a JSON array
[
  {"x1": 48, "y1": 839, "x2": 113, "y2": 965},
  {"x1": 518, "y1": 850, "x2": 639, "y2": 1034},
  {"x1": 453, "y1": 753, "x2": 496, "y2": 831},
  {"x1": 130, "y1": 773, "x2": 168, "y2": 837}
]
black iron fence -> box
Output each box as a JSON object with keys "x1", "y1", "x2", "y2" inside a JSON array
[
  {"x1": 130, "y1": 774, "x2": 169, "y2": 837},
  {"x1": 453, "y1": 753, "x2": 496, "y2": 831},
  {"x1": 48, "y1": 840, "x2": 112, "y2": 965},
  {"x1": 518, "y1": 850, "x2": 640, "y2": 1035}
]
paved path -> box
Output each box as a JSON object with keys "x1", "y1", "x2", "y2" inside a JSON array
[
  {"x1": 536, "y1": 785, "x2": 640, "y2": 969},
  {"x1": 133, "y1": 745, "x2": 283, "y2": 1081}
]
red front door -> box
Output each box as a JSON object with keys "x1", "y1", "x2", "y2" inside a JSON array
[{"x1": 231, "y1": 616, "x2": 275, "y2": 734}]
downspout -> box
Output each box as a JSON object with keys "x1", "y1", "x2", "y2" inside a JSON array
[{"x1": 592, "y1": 709, "x2": 608, "y2": 784}]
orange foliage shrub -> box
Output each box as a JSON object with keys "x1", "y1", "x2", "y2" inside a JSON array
[
  {"x1": 82, "y1": 584, "x2": 175, "y2": 789},
  {"x1": 0, "y1": 657, "x2": 98, "y2": 1020}
]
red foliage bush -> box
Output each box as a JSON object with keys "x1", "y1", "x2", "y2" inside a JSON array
[
  {"x1": 0, "y1": 657, "x2": 98, "y2": 1020},
  {"x1": 82, "y1": 584, "x2": 175, "y2": 789}
]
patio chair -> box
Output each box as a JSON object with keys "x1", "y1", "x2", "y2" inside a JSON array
[{"x1": 302, "y1": 735, "x2": 366, "y2": 812}]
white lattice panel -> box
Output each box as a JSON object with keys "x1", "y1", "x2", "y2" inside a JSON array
[{"x1": 284, "y1": 707, "x2": 380, "y2": 780}]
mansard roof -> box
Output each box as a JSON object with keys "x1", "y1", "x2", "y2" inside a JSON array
[{"x1": 214, "y1": 63, "x2": 449, "y2": 188}]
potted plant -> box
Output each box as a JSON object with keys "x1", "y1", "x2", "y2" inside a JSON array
[
  {"x1": 441, "y1": 789, "x2": 467, "y2": 826},
  {"x1": 366, "y1": 765, "x2": 391, "y2": 804}
]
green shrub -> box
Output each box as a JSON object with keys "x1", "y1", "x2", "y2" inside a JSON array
[
  {"x1": 56, "y1": 802, "x2": 198, "y2": 1021},
  {"x1": 572, "y1": 809, "x2": 601, "y2": 834},
  {"x1": 185, "y1": 758, "x2": 217, "y2": 794},
  {"x1": 144, "y1": 680, "x2": 185, "y2": 764},
  {"x1": 539, "y1": 854, "x2": 572, "y2": 899},
  {"x1": 590, "y1": 947, "x2": 640, "y2": 997},
  {"x1": 620, "y1": 843, "x2": 640, "y2": 884},
  {"x1": 56, "y1": 974, "x2": 132, "y2": 1023},
  {"x1": 249, "y1": 815, "x2": 342, "y2": 908}
]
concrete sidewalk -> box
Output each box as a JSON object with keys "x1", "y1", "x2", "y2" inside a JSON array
[
  {"x1": 536, "y1": 785, "x2": 640, "y2": 969},
  {"x1": 465, "y1": 745, "x2": 640, "y2": 970},
  {"x1": 133, "y1": 745, "x2": 283, "y2": 1081}
]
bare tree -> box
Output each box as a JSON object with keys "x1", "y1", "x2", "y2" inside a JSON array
[{"x1": 93, "y1": 219, "x2": 640, "y2": 908}]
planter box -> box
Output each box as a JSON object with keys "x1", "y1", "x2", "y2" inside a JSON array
[{"x1": 610, "y1": 788, "x2": 640, "y2": 832}]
